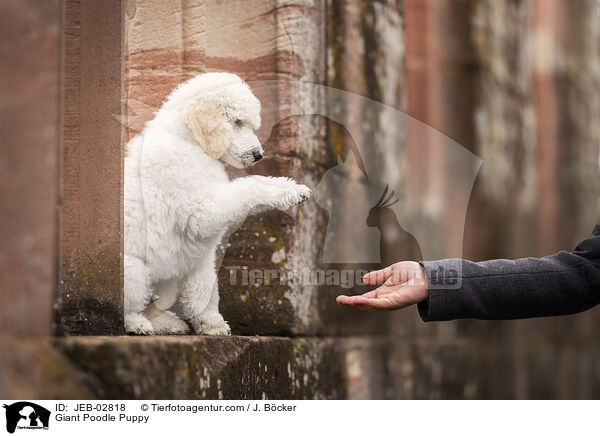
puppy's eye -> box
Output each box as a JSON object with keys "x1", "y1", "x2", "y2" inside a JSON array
[{"x1": 235, "y1": 119, "x2": 243, "y2": 127}]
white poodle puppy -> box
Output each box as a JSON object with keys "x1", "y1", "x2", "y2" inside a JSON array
[{"x1": 124, "y1": 72, "x2": 311, "y2": 335}]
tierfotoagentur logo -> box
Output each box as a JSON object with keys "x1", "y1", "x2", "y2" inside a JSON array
[
  {"x1": 226, "y1": 266, "x2": 371, "y2": 289},
  {"x1": 225, "y1": 265, "x2": 459, "y2": 290},
  {"x1": 2, "y1": 402, "x2": 50, "y2": 434}
]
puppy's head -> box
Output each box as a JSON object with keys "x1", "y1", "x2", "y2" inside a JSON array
[{"x1": 182, "y1": 73, "x2": 263, "y2": 168}]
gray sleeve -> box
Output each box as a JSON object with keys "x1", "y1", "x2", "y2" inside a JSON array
[{"x1": 417, "y1": 222, "x2": 600, "y2": 322}]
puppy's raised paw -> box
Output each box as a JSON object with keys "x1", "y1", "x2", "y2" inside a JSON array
[
  {"x1": 274, "y1": 182, "x2": 312, "y2": 210},
  {"x1": 295, "y1": 184, "x2": 312, "y2": 202}
]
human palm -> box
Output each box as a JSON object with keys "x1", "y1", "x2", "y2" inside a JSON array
[{"x1": 336, "y1": 261, "x2": 429, "y2": 312}]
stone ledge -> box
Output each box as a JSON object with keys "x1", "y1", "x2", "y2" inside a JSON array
[
  {"x1": 56, "y1": 336, "x2": 392, "y2": 400},
  {"x1": 0, "y1": 337, "x2": 93, "y2": 400},
  {"x1": 4, "y1": 335, "x2": 599, "y2": 399}
]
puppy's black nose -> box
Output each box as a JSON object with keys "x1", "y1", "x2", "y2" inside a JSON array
[{"x1": 252, "y1": 151, "x2": 263, "y2": 162}]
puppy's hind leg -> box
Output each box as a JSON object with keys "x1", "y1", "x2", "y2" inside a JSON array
[
  {"x1": 124, "y1": 254, "x2": 155, "y2": 334},
  {"x1": 179, "y1": 266, "x2": 230, "y2": 336}
]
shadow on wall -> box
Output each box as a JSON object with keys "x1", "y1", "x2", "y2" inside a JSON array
[{"x1": 267, "y1": 114, "x2": 423, "y2": 269}]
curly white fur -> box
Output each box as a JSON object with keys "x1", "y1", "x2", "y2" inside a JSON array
[{"x1": 124, "y1": 72, "x2": 311, "y2": 335}]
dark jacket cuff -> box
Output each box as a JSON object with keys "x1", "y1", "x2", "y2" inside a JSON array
[{"x1": 417, "y1": 259, "x2": 465, "y2": 322}]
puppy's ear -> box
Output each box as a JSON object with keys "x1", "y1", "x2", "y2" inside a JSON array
[{"x1": 184, "y1": 99, "x2": 230, "y2": 159}]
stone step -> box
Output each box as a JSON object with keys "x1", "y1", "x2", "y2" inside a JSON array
[
  {"x1": 56, "y1": 336, "x2": 392, "y2": 400},
  {"x1": 3, "y1": 335, "x2": 600, "y2": 399}
]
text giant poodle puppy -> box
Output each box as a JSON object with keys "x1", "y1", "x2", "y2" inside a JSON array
[{"x1": 124, "y1": 72, "x2": 311, "y2": 335}]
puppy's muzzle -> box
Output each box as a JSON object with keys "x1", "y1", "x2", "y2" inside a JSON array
[{"x1": 252, "y1": 151, "x2": 263, "y2": 162}]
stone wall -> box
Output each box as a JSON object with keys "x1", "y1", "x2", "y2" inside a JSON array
[
  {"x1": 0, "y1": 0, "x2": 60, "y2": 337},
  {"x1": 402, "y1": 0, "x2": 600, "y2": 399}
]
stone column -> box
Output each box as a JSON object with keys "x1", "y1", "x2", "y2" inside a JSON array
[
  {"x1": 59, "y1": 0, "x2": 125, "y2": 335},
  {"x1": 0, "y1": 0, "x2": 61, "y2": 336}
]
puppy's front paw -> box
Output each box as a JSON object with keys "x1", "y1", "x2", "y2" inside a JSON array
[
  {"x1": 125, "y1": 312, "x2": 156, "y2": 335},
  {"x1": 294, "y1": 184, "x2": 312, "y2": 203},
  {"x1": 200, "y1": 322, "x2": 231, "y2": 336},
  {"x1": 276, "y1": 181, "x2": 312, "y2": 210},
  {"x1": 149, "y1": 310, "x2": 190, "y2": 335},
  {"x1": 191, "y1": 316, "x2": 231, "y2": 336}
]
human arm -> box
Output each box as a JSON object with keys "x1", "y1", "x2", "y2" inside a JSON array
[
  {"x1": 418, "y1": 222, "x2": 600, "y2": 321},
  {"x1": 337, "y1": 222, "x2": 600, "y2": 321}
]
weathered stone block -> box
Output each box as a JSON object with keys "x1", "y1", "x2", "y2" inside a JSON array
[
  {"x1": 222, "y1": 114, "x2": 392, "y2": 335},
  {"x1": 59, "y1": 0, "x2": 125, "y2": 335},
  {"x1": 0, "y1": 338, "x2": 92, "y2": 400},
  {"x1": 58, "y1": 336, "x2": 392, "y2": 399},
  {"x1": 0, "y1": 0, "x2": 60, "y2": 336}
]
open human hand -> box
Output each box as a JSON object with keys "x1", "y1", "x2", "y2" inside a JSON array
[{"x1": 336, "y1": 261, "x2": 429, "y2": 312}]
